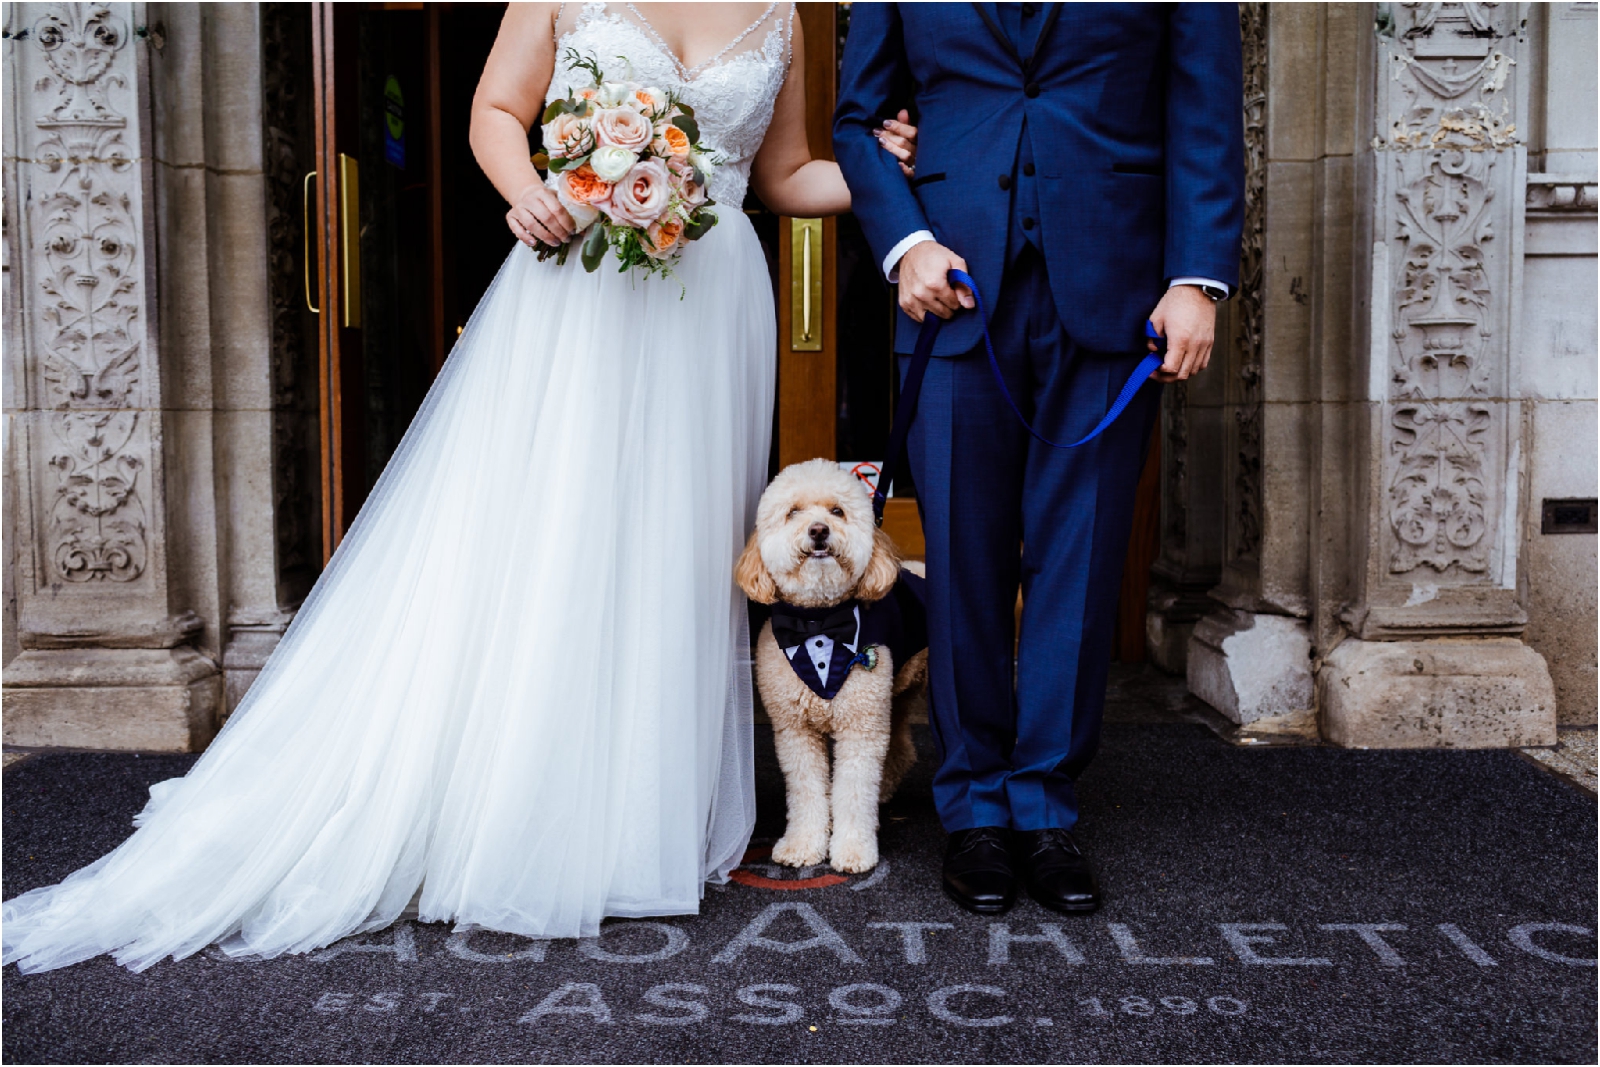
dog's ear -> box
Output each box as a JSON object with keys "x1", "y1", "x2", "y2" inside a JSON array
[
  {"x1": 734, "y1": 530, "x2": 778, "y2": 604},
  {"x1": 855, "y1": 525, "x2": 903, "y2": 602}
]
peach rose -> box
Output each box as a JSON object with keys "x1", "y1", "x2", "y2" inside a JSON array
[
  {"x1": 644, "y1": 218, "x2": 684, "y2": 259},
  {"x1": 652, "y1": 123, "x2": 691, "y2": 158},
  {"x1": 594, "y1": 106, "x2": 653, "y2": 151},
  {"x1": 606, "y1": 158, "x2": 671, "y2": 227},
  {"x1": 548, "y1": 179, "x2": 599, "y2": 231},
  {"x1": 560, "y1": 163, "x2": 612, "y2": 204},
  {"x1": 552, "y1": 163, "x2": 611, "y2": 230},
  {"x1": 542, "y1": 112, "x2": 590, "y2": 158}
]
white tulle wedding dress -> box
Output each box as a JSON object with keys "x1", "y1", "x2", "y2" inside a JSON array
[{"x1": 3, "y1": 2, "x2": 795, "y2": 974}]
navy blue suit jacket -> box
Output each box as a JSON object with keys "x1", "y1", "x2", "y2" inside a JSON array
[{"x1": 833, "y1": 3, "x2": 1245, "y2": 355}]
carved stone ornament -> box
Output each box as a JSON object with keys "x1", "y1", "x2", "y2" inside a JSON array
[
  {"x1": 24, "y1": 3, "x2": 149, "y2": 583},
  {"x1": 1525, "y1": 178, "x2": 1599, "y2": 212},
  {"x1": 1375, "y1": 3, "x2": 1522, "y2": 578}
]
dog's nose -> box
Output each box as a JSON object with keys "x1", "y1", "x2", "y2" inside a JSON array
[{"x1": 808, "y1": 523, "x2": 829, "y2": 544}]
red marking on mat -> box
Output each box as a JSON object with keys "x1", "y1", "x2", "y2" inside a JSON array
[{"x1": 728, "y1": 845, "x2": 849, "y2": 890}]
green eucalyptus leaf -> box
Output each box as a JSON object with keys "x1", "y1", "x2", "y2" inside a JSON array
[
  {"x1": 683, "y1": 211, "x2": 718, "y2": 241},
  {"x1": 581, "y1": 225, "x2": 608, "y2": 272},
  {"x1": 542, "y1": 99, "x2": 569, "y2": 124},
  {"x1": 672, "y1": 114, "x2": 700, "y2": 143}
]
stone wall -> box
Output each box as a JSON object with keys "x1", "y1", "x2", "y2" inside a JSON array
[
  {"x1": 1155, "y1": 2, "x2": 1595, "y2": 743},
  {"x1": 2, "y1": 2, "x2": 296, "y2": 750},
  {"x1": 1519, "y1": 3, "x2": 1598, "y2": 724}
]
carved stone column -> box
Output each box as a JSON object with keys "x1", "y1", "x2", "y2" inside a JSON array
[
  {"x1": 2, "y1": 2, "x2": 220, "y2": 750},
  {"x1": 1319, "y1": 2, "x2": 1557, "y2": 747},
  {"x1": 1184, "y1": 3, "x2": 1318, "y2": 729}
]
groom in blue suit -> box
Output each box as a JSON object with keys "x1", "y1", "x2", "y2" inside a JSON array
[{"x1": 834, "y1": 3, "x2": 1243, "y2": 915}]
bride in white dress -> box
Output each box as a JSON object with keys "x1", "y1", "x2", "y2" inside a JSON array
[{"x1": 2, "y1": 2, "x2": 916, "y2": 974}]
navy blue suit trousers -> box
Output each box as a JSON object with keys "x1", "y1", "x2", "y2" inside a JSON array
[{"x1": 904, "y1": 246, "x2": 1161, "y2": 832}]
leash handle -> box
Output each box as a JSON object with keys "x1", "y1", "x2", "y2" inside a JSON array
[{"x1": 873, "y1": 270, "x2": 1163, "y2": 525}]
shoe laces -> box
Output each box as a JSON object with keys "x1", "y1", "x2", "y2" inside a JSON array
[
  {"x1": 952, "y1": 826, "x2": 1009, "y2": 855},
  {"x1": 1031, "y1": 827, "x2": 1080, "y2": 855}
]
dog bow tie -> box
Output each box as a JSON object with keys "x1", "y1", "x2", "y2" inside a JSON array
[{"x1": 771, "y1": 603, "x2": 858, "y2": 651}]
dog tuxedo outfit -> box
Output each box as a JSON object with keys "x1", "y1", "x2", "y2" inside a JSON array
[{"x1": 769, "y1": 570, "x2": 927, "y2": 701}]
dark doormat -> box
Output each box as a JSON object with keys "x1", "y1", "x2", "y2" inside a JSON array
[{"x1": 4, "y1": 716, "x2": 1595, "y2": 1064}]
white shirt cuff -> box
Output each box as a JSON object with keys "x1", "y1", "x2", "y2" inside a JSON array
[
  {"x1": 884, "y1": 230, "x2": 936, "y2": 282},
  {"x1": 1169, "y1": 277, "x2": 1230, "y2": 297}
]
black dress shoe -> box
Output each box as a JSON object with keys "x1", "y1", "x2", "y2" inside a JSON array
[
  {"x1": 942, "y1": 827, "x2": 1017, "y2": 915},
  {"x1": 1016, "y1": 828, "x2": 1101, "y2": 914}
]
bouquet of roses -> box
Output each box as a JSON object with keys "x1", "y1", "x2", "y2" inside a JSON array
[{"x1": 532, "y1": 50, "x2": 718, "y2": 277}]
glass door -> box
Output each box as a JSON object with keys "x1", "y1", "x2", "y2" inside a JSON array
[{"x1": 305, "y1": 2, "x2": 509, "y2": 560}]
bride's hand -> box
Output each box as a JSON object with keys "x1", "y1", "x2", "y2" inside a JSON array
[
  {"x1": 874, "y1": 109, "x2": 918, "y2": 178},
  {"x1": 506, "y1": 181, "x2": 576, "y2": 249}
]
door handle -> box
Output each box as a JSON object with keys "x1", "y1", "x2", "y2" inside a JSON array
[
  {"x1": 789, "y1": 217, "x2": 822, "y2": 352},
  {"x1": 303, "y1": 171, "x2": 319, "y2": 313},
  {"x1": 338, "y1": 152, "x2": 361, "y2": 328}
]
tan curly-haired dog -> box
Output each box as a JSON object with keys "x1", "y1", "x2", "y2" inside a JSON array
[{"x1": 736, "y1": 459, "x2": 927, "y2": 874}]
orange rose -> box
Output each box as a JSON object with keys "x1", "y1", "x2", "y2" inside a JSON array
[
  {"x1": 656, "y1": 124, "x2": 691, "y2": 157},
  {"x1": 561, "y1": 164, "x2": 613, "y2": 205},
  {"x1": 645, "y1": 218, "x2": 684, "y2": 258}
]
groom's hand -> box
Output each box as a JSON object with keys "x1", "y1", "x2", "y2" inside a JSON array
[
  {"x1": 896, "y1": 241, "x2": 976, "y2": 323},
  {"x1": 1148, "y1": 285, "x2": 1216, "y2": 382}
]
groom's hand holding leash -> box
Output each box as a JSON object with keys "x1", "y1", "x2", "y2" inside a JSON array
[
  {"x1": 1146, "y1": 284, "x2": 1216, "y2": 382},
  {"x1": 896, "y1": 241, "x2": 976, "y2": 323}
]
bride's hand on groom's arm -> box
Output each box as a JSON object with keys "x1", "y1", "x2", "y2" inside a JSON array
[
  {"x1": 873, "y1": 110, "x2": 918, "y2": 178},
  {"x1": 895, "y1": 241, "x2": 976, "y2": 324}
]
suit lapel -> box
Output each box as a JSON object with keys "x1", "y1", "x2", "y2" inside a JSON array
[
  {"x1": 1024, "y1": 3, "x2": 1062, "y2": 74},
  {"x1": 969, "y1": 3, "x2": 1059, "y2": 73},
  {"x1": 970, "y1": 3, "x2": 1021, "y2": 67}
]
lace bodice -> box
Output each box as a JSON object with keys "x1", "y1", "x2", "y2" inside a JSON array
[{"x1": 549, "y1": 2, "x2": 793, "y2": 207}]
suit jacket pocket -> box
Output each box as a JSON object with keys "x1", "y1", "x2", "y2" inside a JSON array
[{"x1": 910, "y1": 171, "x2": 948, "y2": 188}]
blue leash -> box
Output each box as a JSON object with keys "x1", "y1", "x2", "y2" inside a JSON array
[{"x1": 872, "y1": 267, "x2": 1165, "y2": 525}]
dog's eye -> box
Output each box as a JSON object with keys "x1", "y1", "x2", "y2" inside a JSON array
[
  {"x1": 787, "y1": 507, "x2": 799, "y2": 519},
  {"x1": 830, "y1": 507, "x2": 844, "y2": 517}
]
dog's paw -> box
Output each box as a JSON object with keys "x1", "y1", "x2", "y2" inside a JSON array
[
  {"x1": 828, "y1": 831, "x2": 878, "y2": 874},
  {"x1": 771, "y1": 833, "x2": 828, "y2": 868}
]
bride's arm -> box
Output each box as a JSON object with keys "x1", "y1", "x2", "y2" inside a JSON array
[
  {"x1": 470, "y1": 3, "x2": 576, "y2": 247},
  {"x1": 748, "y1": 19, "x2": 855, "y2": 218}
]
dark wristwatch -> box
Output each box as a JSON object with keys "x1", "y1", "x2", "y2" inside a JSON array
[{"x1": 1196, "y1": 283, "x2": 1228, "y2": 302}]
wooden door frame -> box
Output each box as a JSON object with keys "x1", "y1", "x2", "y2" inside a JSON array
[{"x1": 310, "y1": 3, "x2": 347, "y2": 563}]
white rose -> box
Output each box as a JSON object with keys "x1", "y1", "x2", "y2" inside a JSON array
[
  {"x1": 596, "y1": 81, "x2": 629, "y2": 107},
  {"x1": 589, "y1": 145, "x2": 637, "y2": 183}
]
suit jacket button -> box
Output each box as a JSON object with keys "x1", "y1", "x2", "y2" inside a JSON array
[
  {"x1": 998, "y1": 174, "x2": 1013, "y2": 191},
  {"x1": 1023, "y1": 162, "x2": 1036, "y2": 177},
  {"x1": 1022, "y1": 216, "x2": 1036, "y2": 230},
  {"x1": 1025, "y1": 82, "x2": 1041, "y2": 98}
]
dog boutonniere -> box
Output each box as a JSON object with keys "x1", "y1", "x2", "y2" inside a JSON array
[{"x1": 847, "y1": 646, "x2": 880, "y2": 673}]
